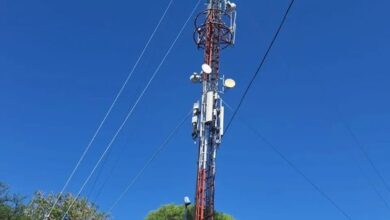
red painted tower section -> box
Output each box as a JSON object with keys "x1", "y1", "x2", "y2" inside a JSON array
[{"x1": 192, "y1": 1, "x2": 236, "y2": 219}]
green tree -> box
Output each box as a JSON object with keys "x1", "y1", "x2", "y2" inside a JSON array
[
  {"x1": 145, "y1": 204, "x2": 234, "y2": 220},
  {"x1": 0, "y1": 182, "x2": 109, "y2": 220},
  {"x1": 0, "y1": 183, "x2": 29, "y2": 220},
  {"x1": 25, "y1": 192, "x2": 109, "y2": 220}
]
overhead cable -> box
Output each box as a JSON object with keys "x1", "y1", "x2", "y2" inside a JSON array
[
  {"x1": 224, "y1": 0, "x2": 295, "y2": 135},
  {"x1": 108, "y1": 111, "x2": 191, "y2": 212},
  {"x1": 343, "y1": 122, "x2": 390, "y2": 194},
  {"x1": 219, "y1": 0, "x2": 352, "y2": 217},
  {"x1": 223, "y1": 102, "x2": 353, "y2": 220},
  {"x1": 61, "y1": 1, "x2": 202, "y2": 219},
  {"x1": 46, "y1": 0, "x2": 175, "y2": 217}
]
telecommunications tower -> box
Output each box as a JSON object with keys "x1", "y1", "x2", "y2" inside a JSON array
[{"x1": 190, "y1": 0, "x2": 237, "y2": 219}]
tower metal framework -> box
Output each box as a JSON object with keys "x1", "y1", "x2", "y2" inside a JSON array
[{"x1": 190, "y1": 1, "x2": 237, "y2": 219}]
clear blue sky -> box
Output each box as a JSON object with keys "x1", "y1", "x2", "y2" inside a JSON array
[{"x1": 1, "y1": 0, "x2": 390, "y2": 219}]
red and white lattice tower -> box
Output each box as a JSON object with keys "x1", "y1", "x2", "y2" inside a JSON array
[{"x1": 190, "y1": 1, "x2": 237, "y2": 219}]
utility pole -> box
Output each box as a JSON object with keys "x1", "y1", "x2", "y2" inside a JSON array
[{"x1": 190, "y1": 1, "x2": 237, "y2": 219}]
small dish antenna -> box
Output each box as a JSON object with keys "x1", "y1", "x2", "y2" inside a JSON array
[
  {"x1": 224, "y1": 78, "x2": 236, "y2": 89},
  {"x1": 201, "y1": 64, "x2": 212, "y2": 74},
  {"x1": 190, "y1": 72, "x2": 201, "y2": 83}
]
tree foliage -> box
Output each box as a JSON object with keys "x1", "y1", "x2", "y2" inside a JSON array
[
  {"x1": 0, "y1": 183, "x2": 29, "y2": 220},
  {"x1": 145, "y1": 204, "x2": 234, "y2": 220},
  {"x1": 25, "y1": 192, "x2": 108, "y2": 220},
  {"x1": 1, "y1": 182, "x2": 235, "y2": 220},
  {"x1": 0, "y1": 182, "x2": 109, "y2": 220}
]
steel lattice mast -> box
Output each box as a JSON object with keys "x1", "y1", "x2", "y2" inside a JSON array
[{"x1": 190, "y1": 0, "x2": 237, "y2": 219}]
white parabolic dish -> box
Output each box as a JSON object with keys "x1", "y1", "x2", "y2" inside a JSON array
[
  {"x1": 224, "y1": 78, "x2": 236, "y2": 88},
  {"x1": 201, "y1": 63, "x2": 212, "y2": 74}
]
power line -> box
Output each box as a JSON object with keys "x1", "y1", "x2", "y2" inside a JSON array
[
  {"x1": 302, "y1": 60, "x2": 390, "y2": 210},
  {"x1": 61, "y1": 1, "x2": 202, "y2": 219},
  {"x1": 218, "y1": 0, "x2": 352, "y2": 217},
  {"x1": 92, "y1": 152, "x2": 122, "y2": 203},
  {"x1": 108, "y1": 110, "x2": 191, "y2": 212},
  {"x1": 85, "y1": 144, "x2": 113, "y2": 199},
  {"x1": 332, "y1": 109, "x2": 390, "y2": 211},
  {"x1": 223, "y1": 102, "x2": 353, "y2": 220},
  {"x1": 224, "y1": 0, "x2": 295, "y2": 135},
  {"x1": 46, "y1": 0, "x2": 175, "y2": 217},
  {"x1": 342, "y1": 121, "x2": 390, "y2": 193},
  {"x1": 326, "y1": 107, "x2": 390, "y2": 211},
  {"x1": 351, "y1": 148, "x2": 390, "y2": 212},
  {"x1": 87, "y1": 119, "x2": 138, "y2": 200},
  {"x1": 314, "y1": 81, "x2": 390, "y2": 208},
  {"x1": 243, "y1": 120, "x2": 353, "y2": 219},
  {"x1": 217, "y1": 0, "x2": 386, "y2": 216},
  {"x1": 85, "y1": 128, "x2": 137, "y2": 200},
  {"x1": 90, "y1": 128, "x2": 137, "y2": 203}
]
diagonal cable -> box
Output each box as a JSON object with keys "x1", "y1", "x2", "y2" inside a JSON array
[
  {"x1": 224, "y1": 0, "x2": 295, "y2": 135},
  {"x1": 61, "y1": 1, "x2": 202, "y2": 219},
  {"x1": 108, "y1": 110, "x2": 191, "y2": 212},
  {"x1": 342, "y1": 121, "x2": 390, "y2": 193},
  {"x1": 88, "y1": 126, "x2": 137, "y2": 202},
  {"x1": 243, "y1": 121, "x2": 353, "y2": 220},
  {"x1": 46, "y1": 0, "x2": 175, "y2": 217},
  {"x1": 223, "y1": 102, "x2": 353, "y2": 220},
  {"x1": 220, "y1": 0, "x2": 353, "y2": 217},
  {"x1": 350, "y1": 148, "x2": 390, "y2": 211}
]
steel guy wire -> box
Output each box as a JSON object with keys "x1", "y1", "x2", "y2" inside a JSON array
[
  {"x1": 342, "y1": 121, "x2": 390, "y2": 194},
  {"x1": 89, "y1": 127, "x2": 137, "y2": 203},
  {"x1": 46, "y1": 0, "x2": 175, "y2": 217},
  {"x1": 61, "y1": 1, "x2": 202, "y2": 219},
  {"x1": 107, "y1": 110, "x2": 191, "y2": 212},
  {"x1": 223, "y1": 102, "x2": 353, "y2": 220}
]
